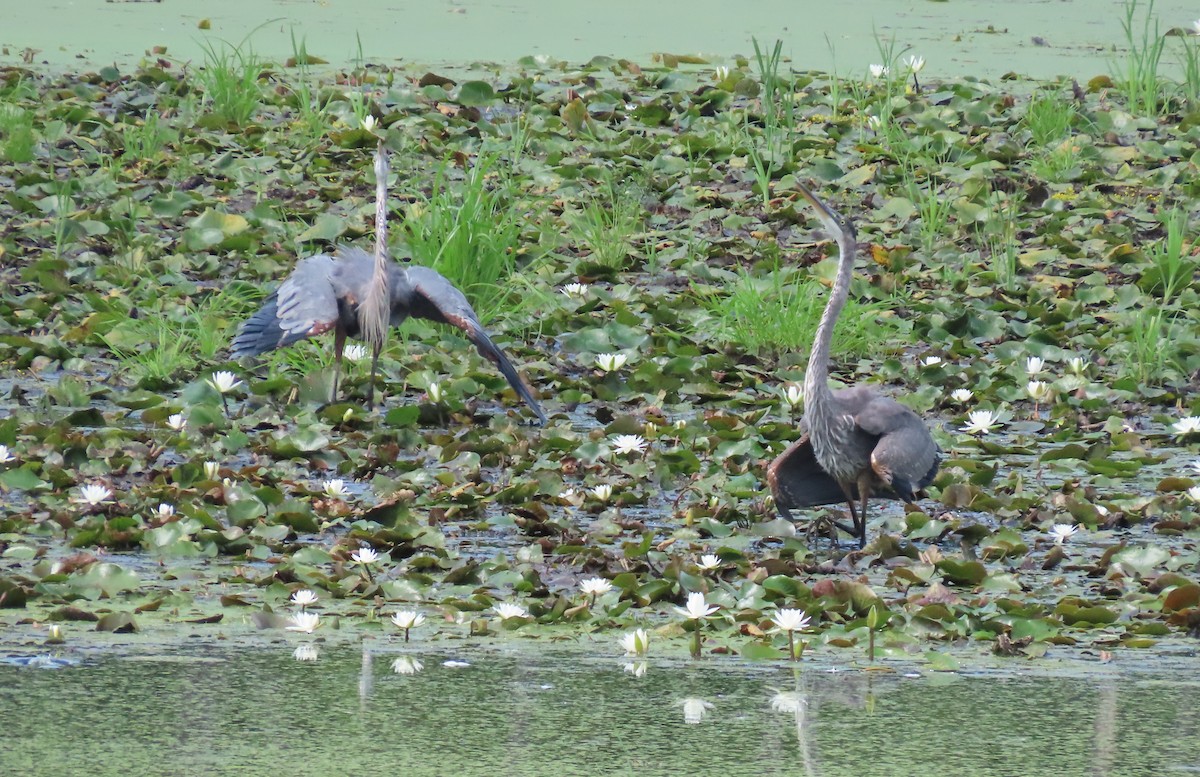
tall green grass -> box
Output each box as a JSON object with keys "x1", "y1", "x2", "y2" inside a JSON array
[
  {"x1": 0, "y1": 101, "x2": 35, "y2": 162},
  {"x1": 196, "y1": 36, "x2": 266, "y2": 126},
  {"x1": 570, "y1": 173, "x2": 641, "y2": 269},
  {"x1": 1115, "y1": 0, "x2": 1167, "y2": 116}
]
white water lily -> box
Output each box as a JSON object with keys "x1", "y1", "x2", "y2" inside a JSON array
[
  {"x1": 323, "y1": 479, "x2": 350, "y2": 499},
  {"x1": 293, "y1": 644, "x2": 319, "y2": 662},
  {"x1": 866, "y1": 114, "x2": 882, "y2": 131},
  {"x1": 1172, "y1": 416, "x2": 1200, "y2": 437},
  {"x1": 427, "y1": 382, "x2": 443, "y2": 403},
  {"x1": 591, "y1": 484, "x2": 613, "y2": 502},
  {"x1": 1050, "y1": 523, "x2": 1078, "y2": 545},
  {"x1": 950, "y1": 388, "x2": 973, "y2": 403},
  {"x1": 620, "y1": 628, "x2": 650, "y2": 657},
  {"x1": 869, "y1": 64, "x2": 889, "y2": 78},
  {"x1": 611, "y1": 434, "x2": 648, "y2": 455},
  {"x1": 1025, "y1": 356, "x2": 1045, "y2": 376},
  {"x1": 351, "y1": 547, "x2": 380, "y2": 565},
  {"x1": 493, "y1": 602, "x2": 530, "y2": 620},
  {"x1": 165, "y1": 413, "x2": 186, "y2": 432},
  {"x1": 1187, "y1": 486, "x2": 1200, "y2": 503},
  {"x1": 442, "y1": 659, "x2": 470, "y2": 669},
  {"x1": 595, "y1": 352, "x2": 628, "y2": 372},
  {"x1": 392, "y1": 656, "x2": 424, "y2": 675},
  {"x1": 771, "y1": 691, "x2": 806, "y2": 714},
  {"x1": 681, "y1": 697, "x2": 714, "y2": 725},
  {"x1": 961, "y1": 409, "x2": 1000, "y2": 435},
  {"x1": 921, "y1": 355, "x2": 942, "y2": 367},
  {"x1": 782, "y1": 384, "x2": 804, "y2": 407},
  {"x1": 1193, "y1": 18, "x2": 1200, "y2": 36},
  {"x1": 203, "y1": 461, "x2": 220, "y2": 480},
  {"x1": 76, "y1": 484, "x2": 113, "y2": 506},
  {"x1": 1068, "y1": 357, "x2": 1086, "y2": 375},
  {"x1": 287, "y1": 612, "x2": 320, "y2": 634},
  {"x1": 697, "y1": 554, "x2": 721, "y2": 571},
  {"x1": 771, "y1": 608, "x2": 812, "y2": 633},
  {"x1": 623, "y1": 660, "x2": 648, "y2": 677},
  {"x1": 673, "y1": 591, "x2": 719, "y2": 621},
  {"x1": 714, "y1": 65, "x2": 730, "y2": 81},
  {"x1": 904, "y1": 54, "x2": 926, "y2": 73},
  {"x1": 1027, "y1": 380, "x2": 1051, "y2": 402},
  {"x1": 559, "y1": 488, "x2": 585, "y2": 507},
  {"x1": 291, "y1": 589, "x2": 318, "y2": 608},
  {"x1": 561, "y1": 283, "x2": 589, "y2": 298},
  {"x1": 391, "y1": 610, "x2": 426, "y2": 630},
  {"x1": 152, "y1": 503, "x2": 175, "y2": 521},
  {"x1": 207, "y1": 370, "x2": 242, "y2": 394},
  {"x1": 343, "y1": 344, "x2": 369, "y2": 362},
  {"x1": 580, "y1": 577, "x2": 613, "y2": 597},
  {"x1": 361, "y1": 114, "x2": 377, "y2": 132},
  {"x1": 0, "y1": 445, "x2": 13, "y2": 464}
]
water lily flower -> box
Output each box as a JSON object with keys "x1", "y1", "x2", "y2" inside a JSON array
[
  {"x1": 561, "y1": 283, "x2": 589, "y2": 298},
  {"x1": 782, "y1": 384, "x2": 804, "y2": 408},
  {"x1": 207, "y1": 370, "x2": 242, "y2": 394},
  {"x1": 611, "y1": 434, "x2": 648, "y2": 456},
  {"x1": 673, "y1": 591, "x2": 719, "y2": 621},
  {"x1": 1068, "y1": 357, "x2": 1086, "y2": 375},
  {"x1": 1027, "y1": 380, "x2": 1051, "y2": 403},
  {"x1": 291, "y1": 589, "x2": 318, "y2": 609},
  {"x1": 1095, "y1": 504, "x2": 1110, "y2": 517},
  {"x1": 1050, "y1": 523, "x2": 1078, "y2": 545},
  {"x1": 0, "y1": 445, "x2": 13, "y2": 464},
  {"x1": 1026, "y1": 356, "x2": 1045, "y2": 376},
  {"x1": 392, "y1": 657, "x2": 424, "y2": 675},
  {"x1": 869, "y1": 64, "x2": 889, "y2": 78},
  {"x1": 623, "y1": 660, "x2": 648, "y2": 677},
  {"x1": 1172, "y1": 416, "x2": 1200, "y2": 437},
  {"x1": 76, "y1": 483, "x2": 113, "y2": 506},
  {"x1": 580, "y1": 577, "x2": 613, "y2": 597},
  {"x1": 203, "y1": 461, "x2": 220, "y2": 480},
  {"x1": 961, "y1": 409, "x2": 1000, "y2": 435},
  {"x1": 427, "y1": 382, "x2": 443, "y2": 403},
  {"x1": 166, "y1": 413, "x2": 186, "y2": 431},
  {"x1": 559, "y1": 488, "x2": 585, "y2": 507},
  {"x1": 1191, "y1": 460, "x2": 1200, "y2": 477},
  {"x1": 950, "y1": 388, "x2": 973, "y2": 403},
  {"x1": 323, "y1": 479, "x2": 350, "y2": 499},
  {"x1": 293, "y1": 644, "x2": 319, "y2": 662},
  {"x1": 152, "y1": 503, "x2": 175, "y2": 521},
  {"x1": 361, "y1": 114, "x2": 377, "y2": 132},
  {"x1": 442, "y1": 659, "x2": 470, "y2": 669},
  {"x1": 681, "y1": 697, "x2": 714, "y2": 725},
  {"x1": 1187, "y1": 486, "x2": 1200, "y2": 503},
  {"x1": 591, "y1": 484, "x2": 613, "y2": 503},
  {"x1": 343, "y1": 344, "x2": 369, "y2": 362},
  {"x1": 904, "y1": 55, "x2": 925, "y2": 73},
  {"x1": 697, "y1": 554, "x2": 721, "y2": 571},
  {"x1": 493, "y1": 602, "x2": 530, "y2": 620},
  {"x1": 918, "y1": 546, "x2": 943, "y2": 565},
  {"x1": 595, "y1": 352, "x2": 628, "y2": 372},
  {"x1": 1193, "y1": 18, "x2": 1200, "y2": 36},
  {"x1": 771, "y1": 608, "x2": 812, "y2": 634},
  {"x1": 391, "y1": 610, "x2": 426, "y2": 630},
  {"x1": 714, "y1": 65, "x2": 730, "y2": 81},
  {"x1": 866, "y1": 115, "x2": 882, "y2": 131},
  {"x1": 351, "y1": 547, "x2": 380, "y2": 565},
  {"x1": 921, "y1": 356, "x2": 942, "y2": 367},
  {"x1": 770, "y1": 691, "x2": 806, "y2": 714},
  {"x1": 287, "y1": 612, "x2": 320, "y2": 634},
  {"x1": 620, "y1": 628, "x2": 650, "y2": 657}
]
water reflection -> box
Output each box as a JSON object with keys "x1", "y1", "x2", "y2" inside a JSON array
[{"x1": 2, "y1": 646, "x2": 1197, "y2": 777}]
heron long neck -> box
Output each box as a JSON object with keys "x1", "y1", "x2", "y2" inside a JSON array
[
  {"x1": 359, "y1": 140, "x2": 390, "y2": 348},
  {"x1": 803, "y1": 230, "x2": 856, "y2": 415}
]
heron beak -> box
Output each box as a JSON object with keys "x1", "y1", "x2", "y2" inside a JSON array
[
  {"x1": 795, "y1": 181, "x2": 849, "y2": 241},
  {"x1": 795, "y1": 181, "x2": 837, "y2": 221}
]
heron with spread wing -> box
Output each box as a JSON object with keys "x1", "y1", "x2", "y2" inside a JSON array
[
  {"x1": 231, "y1": 144, "x2": 547, "y2": 424},
  {"x1": 767, "y1": 182, "x2": 939, "y2": 548}
]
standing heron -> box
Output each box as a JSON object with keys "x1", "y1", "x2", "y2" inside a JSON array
[
  {"x1": 767, "y1": 182, "x2": 940, "y2": 548},
  {"x1": 231, "y1": 143, "x2": 547, "y2": 424}
]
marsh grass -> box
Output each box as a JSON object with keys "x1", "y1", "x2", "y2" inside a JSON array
[
  {"x1": 286, "y1": 32, "x2": 331, "y2": 143},
  {"x1": 404, "y1": 154, "x2": 526, "y2": 322},
  {"x1": 1022, "y1": 92, "x2": 1076, "y2": 146},
  {"x1": 1144, "y1": 207, "x2": 1193, "y2": 304},
  {"x1": 1181, "y1": 33, "x2": 1200, "y2": 107},
  {"x1": 121, "y1": 112, "x2": 177, "y2": 163},
  {"x1": 902, "y1": 167, "x2": 953, "y2": 259},
  {"x1": 1115, "y1": 0, "x2": 1167, "y2": 116},
  {"x1": 1121, "y1": 208, "x2": 1194, "y2": 384},
  {"x1": 570, "y1": 173, "x2": 640, "y2": 269},
  {"x1": 196, "y1": 36, "x2": 265, "y2": 126},
  {"x1": 1030, "y1": 139, "x2": 1084, "y2": 183},
  {"x1": 746, "y1": 38, "x2": 794, "y2": 208},
  {"x1": 0, "y1": 101, "x2": 35, "y2": 162},
  {"x1": 705, "y1": 268, "x2": 905, "y2": 358},
  {"x1": 976, "y1": 194, "x2": 1022, "y2": 292}
]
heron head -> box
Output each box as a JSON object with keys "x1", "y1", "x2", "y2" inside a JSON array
[{"x1": 796, "y1": 182, "x2": 857, "y2": 244}]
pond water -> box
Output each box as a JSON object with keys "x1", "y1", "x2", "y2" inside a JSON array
[
  {"x1": 2, "y1": 644, "x2": 1198, "y2": 776},
  {"x1": 4, "y1": 0, "x2": 1198, "y2": 79}
]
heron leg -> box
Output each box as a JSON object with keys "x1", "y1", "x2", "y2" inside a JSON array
[
  {"x1": 856, "y1": 474, "x2": 873, "y2": 549},
  {"x1": 332, "y1": 328, "x2": 346, "y2": 403},
  {"x1": 366, "y1": 342, "x2": 382, "y2": 410}
]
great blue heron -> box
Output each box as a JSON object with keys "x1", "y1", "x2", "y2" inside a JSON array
[
  {"x1": 767, "y1": 182, "x2": 940, "y2": 548},
  {"x1": 231, "y1": 143, "x2": 547, "y2": 424}
]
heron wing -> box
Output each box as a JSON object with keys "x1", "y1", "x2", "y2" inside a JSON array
[
  {"x1": 403, "y1": 266, "x2": 547, "y2": 424},
  {"x1": 854, "y1": 397, "x2": 940, "y2": 501},
  {"x1": 231, "y1": 254, "x2": 340, "y2": 357},
  {"x1": 768, "y1": 433, "x2": 904, "y2": 514}
]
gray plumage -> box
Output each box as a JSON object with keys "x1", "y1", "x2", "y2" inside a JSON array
[
  {"x1": 767, "y1": 183, "x2": 940, "y2": 548},
  {"x1": 231, "y1": 246, "x2": 547, "y2": 424}
]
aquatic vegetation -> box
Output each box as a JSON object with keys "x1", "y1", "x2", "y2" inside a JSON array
[{"x1": 1, "y1": 32, "x2": 1199, "y2": 676}]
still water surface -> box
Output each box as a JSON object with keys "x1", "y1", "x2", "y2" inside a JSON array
[
  {"x1": 4, "y1": 0, "x2": 1199, "y2": 78},
  {"x1": 2, "y1": 644, "x2": 1197, "y2": 776}
]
